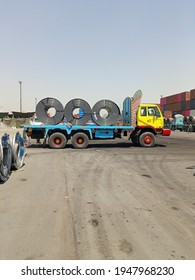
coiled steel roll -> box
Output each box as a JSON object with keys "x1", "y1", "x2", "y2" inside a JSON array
[
  {"x1": 189, "y1": 116, "x2": 195, "y2": 124},
  {"x1": 0, "y1": 139, "x2": 2, "y2": 165},
  {"x1": 183, "y1": 116, "x2": 188, "y2": 124},
  {"x1": 0, "y1": 134, "x2": 12, "y2": 183},
  {"x1": 11, "y1": 132, "x2": 25, "y2": 170},
  {"x1": 64, "y1": 98, "x2": 92, "y2": 125},
  {"x1": 36, "y1": 97, "x2": 64, "y2": 125},
  {"x1": 92, "y1": 99, "x2": 120, "y2": 126}
]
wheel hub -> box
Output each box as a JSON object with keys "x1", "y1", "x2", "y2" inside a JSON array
[
  {"x1": 144, "y1": 135, "x2": 152, "y2": 144},
  {"x1": 77, "y1": 137, "x2": 84, "y2": 144},
  {"x1": 54, "y1": 138, "x2": 61, "y2": 145}
]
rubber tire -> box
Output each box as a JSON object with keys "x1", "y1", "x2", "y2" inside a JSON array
[
  {"x1": 130, "y1": 130, "x2": 140, "y2": 146},
  {"x1": 139, "y1": 132, "x2": 155, "y2": 147},
  {"x1": 48, "y1": 132, "x2": 67, "y2": 149},
  {"x1": 72, "y1": 132, "x2": 89, "y2": 149}
]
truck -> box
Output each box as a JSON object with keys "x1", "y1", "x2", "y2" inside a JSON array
[
  {"x1": 170, "y1": 115, "x2": 184, "y2": 131},
  {"x1": 23, "y1": 96, "x2": 171, "y2": 149}
]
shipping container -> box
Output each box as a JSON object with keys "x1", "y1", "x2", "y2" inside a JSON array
[
  {"x1": 181, "y1": 91, "x2": 191, "y2": 101},
  {"x1": 186, "y1": 101, "x2": 190, "y2": 110},
  {"x1": 166, "y1": 104, "x2": 172, "y2": 110},
  {"x1": 190, "y1": 99, "x2": 195, "y2": 110},
  {"x1": 163, "y1": 104, "x2": 166, "y2": 111},
  {"x1": 186, "y1": 91, "x2": 191, "y2": 101},
  {"x1": 160, "y1": 97, "x2": 167, "y2": 106},
  {"x1": 166, "y1": 95, "x2": 175, "y2": 104},
  {"x1": 181, "y1": 100, "x2": 191, "y2": 111},
  {"x1": 181, "y1": 101, "x2": 186, "y2": 111},
  {"x1": 172, "y1": 102, "x2": 181, "y2": 111},
  {"x1": 163, "y1": 110, "x2": 172, "y2": 118},
  {"x1": 181, "y1": 110, "x2": 190, "y2": 117},
  {"x1": 190, "y1": 89, "x2": 195, "y2": 99},
  {"x1": 173, "y1": 93, "x2": 182, "y2": 103},
  {"x1": 190, "y1": 109, "x2": 195, "y2": 116}
]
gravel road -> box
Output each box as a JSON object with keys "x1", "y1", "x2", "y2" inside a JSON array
[{"x1": 0, "y1": 131, "x2": 195, "y2": 260}]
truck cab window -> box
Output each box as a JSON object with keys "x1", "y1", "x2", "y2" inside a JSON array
[
  {"x1": 140, "y1": 107, "x2": 146, "y2": 116},
  {"x1": 148, "y1": 107, "x2": 155, "y2": 116},
  {"x1": 154, "y1": 106, "x2": 161, "y2": 118}
]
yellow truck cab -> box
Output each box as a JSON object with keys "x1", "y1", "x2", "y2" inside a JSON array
[
  {"x1": 137, "y1": 104, "x2": 164, "y2": 129},
  {"x1": 130, "y1": 103, "x2": 171, "y2": 147}
]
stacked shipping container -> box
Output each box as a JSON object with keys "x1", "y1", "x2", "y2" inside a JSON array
[{"x1": 160, "y1": 89, "x2": 195, "y2": 118}]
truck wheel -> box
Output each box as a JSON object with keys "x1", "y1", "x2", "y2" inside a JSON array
[
  {"x1": 139, "y1": 132, "x2": 155, "y2": 147},
  {"x1": 72, "y1": 133, "x2": 89, "y2": 149},
  {"x1": 48, "y1": 132, "x2": 67, "y2": 149},
  {"x1": 130, "y1": 130, "x2": 140, "y2": 146}
]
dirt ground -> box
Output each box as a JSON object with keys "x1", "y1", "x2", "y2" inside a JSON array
[{"x1": 0, "y1": 130, "x2": 195, "y2": 260}]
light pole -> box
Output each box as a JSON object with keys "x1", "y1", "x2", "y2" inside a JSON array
[
  {"x1": 19, "y1": 81, "x2": 22, "y2": 112},
  {"x1": 35, "y1": 97, "x2": 37, "y2": 110}
]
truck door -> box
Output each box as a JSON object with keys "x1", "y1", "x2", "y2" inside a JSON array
[{"x1": 147, "y1": 106, "x2": 164, "y2": 128}]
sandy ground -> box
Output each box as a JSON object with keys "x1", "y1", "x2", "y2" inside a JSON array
[{"x1": 0, "y1": 129, "x2": 195, "y2": 260}]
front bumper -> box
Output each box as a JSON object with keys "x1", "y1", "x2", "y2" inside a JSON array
[{"x1": 162, "y1": 128, "x2": 171, "y2": 136}]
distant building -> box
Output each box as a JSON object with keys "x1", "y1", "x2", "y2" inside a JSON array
[
  {"x1": 11, "y1": 111, "x2": 35, "y2": 118},
  {"x1": 0, "y1": 112, "x2": 9, "y2": 119}
]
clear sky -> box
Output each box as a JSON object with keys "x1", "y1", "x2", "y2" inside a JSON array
[{"x1": 0, "y1": 0, "x2": 195, "y2": 112}]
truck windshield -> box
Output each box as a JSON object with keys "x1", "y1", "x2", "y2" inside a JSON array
[
  {"x1": 154, "y1": 107, "x2": 161, "y2": 117},
  {"x1": 148, "y1": 107, "x2": 161, "y2": 117},
  {"x1": 148, "y1": 107, "x2": 156, "y2": 116}
]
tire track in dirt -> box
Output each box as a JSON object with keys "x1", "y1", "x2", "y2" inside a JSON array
[
  {"x1": 64, "y1": 150, "x2": 114, "y2": 259},
  {"x1": 127, "y1": 152, "x2": 195, "y2": 259}
]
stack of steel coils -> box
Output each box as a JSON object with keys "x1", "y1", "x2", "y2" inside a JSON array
[
  {"x1": 36, "y1": 97, "x2": 120, "y2": 126},
  {"x1": 0, "y1": 132, "x2": 26, "y2": 183},
  {"x1": 183, "y1": 116, "x2": 190, "y2": 125}
]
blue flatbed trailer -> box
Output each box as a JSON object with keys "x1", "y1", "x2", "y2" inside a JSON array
[{"x1": 23, "y1": 123, "x2": 134, "y2": 149}]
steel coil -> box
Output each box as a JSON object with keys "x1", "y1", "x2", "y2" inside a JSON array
[
  {"x1": 11, "y1": 132, "x2": 25, "y2": 170},
  {"x1": 64, "y1": 98, "x2": 92, "y2": 125},
  {"x1": 0, "y1": 138, "x2": 3, "y2": 164},
  {"x1": 92, "y1": 99, "x2": 120, "y2": 126},
  {"x1": 183, "y1": 116, "x2": 189, "y2": 124},
  {"x1": 189, "y1": 116, "x2": 195, "y2": 124},
  {"x1": 0, "y1": 134, "x2": 12, "y2": 183},
  {"x1": 36, "y1": 97, "x2": 64, "y2": 125}
]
